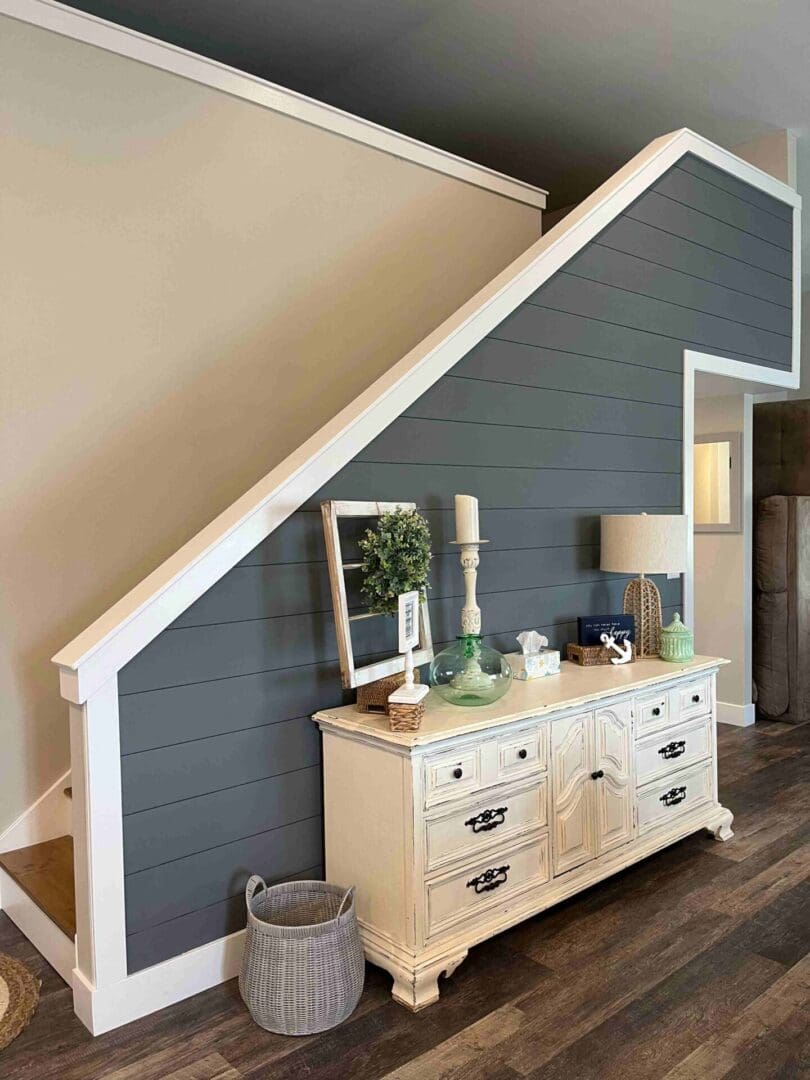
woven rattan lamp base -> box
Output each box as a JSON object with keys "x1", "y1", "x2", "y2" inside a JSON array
[{"x1": 623, "y1": 576, "x2": 662, "y2": 658}]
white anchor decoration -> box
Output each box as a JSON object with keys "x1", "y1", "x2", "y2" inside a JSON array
[{"x1": 600, "y1": 632, "x2": 633, "y2": 665}]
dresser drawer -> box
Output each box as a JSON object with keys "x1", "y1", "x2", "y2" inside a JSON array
[
  {"x1": 426, "y1": 832, "x2": 550, "y2": 938},
  {"x1": 423, "y1": 745, "x2": 481, "y2": 808},
  {"x1": 496, "y1": 723, "x2": 547, "y2": 782},
  {"x1": 637, "y1": 760, "x2": 714, "y2": 835},
  {"x1": 635, "y1": 717, "x2": 713, "y2": 787},
  {"x1": 424, "y1": 780, "x2": 548, "y2": 872},
  {"x1": 635, "y1": 691, "x2": 670, "y2": 735},
  {"x1": 671, "y1": 676, "x2": 712, "y2": 724}
]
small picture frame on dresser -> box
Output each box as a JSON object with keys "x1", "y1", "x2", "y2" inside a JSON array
[{"x1": 397, "y1": 590, "x2": 420, "y2": 654}]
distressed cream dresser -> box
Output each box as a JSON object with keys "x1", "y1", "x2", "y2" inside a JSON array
[{"x1": 313, "y1": 656, "x2": 733, "y2": 1010}]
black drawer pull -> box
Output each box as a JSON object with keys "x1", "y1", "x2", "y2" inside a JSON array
[
  {"x1": 464, "y1": 807, "x2": 507, "y2": 833},
  {"x1": 658, "y1": 740, "x2": 686, "y2": 760},
  {"x1": 692, "y1": 694, "x2": 701, "y2": 704},
  {"x1": 467, "y1": 864, "x2": 510, "y2": 894},
  {"x1": 660, "y1": 786, "x2": 687, "y2": 806},
  {"x1": 591, "y1": 769, "x2": 604, "y2": 780},
  {"x1": 452, "y1": 767, "x2": 463, "y2": 780},
  {"x1": 518, "y1": 748, "x2": 528, "y2": 760},
  {"x1": 652, "y1": 706, "x2": 661, "y2": 717}
]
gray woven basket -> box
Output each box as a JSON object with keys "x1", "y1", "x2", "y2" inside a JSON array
[{"x1": 239, "y1": 876, "x2": 365, "y2": 1036}]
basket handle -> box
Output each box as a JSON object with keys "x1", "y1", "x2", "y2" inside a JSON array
[
  {"x1": 337, "y1": 885, "x2": 355, "y2": 917},
  {"x1": 245, "y1": 874, "x2": 268, "y2": 903}
]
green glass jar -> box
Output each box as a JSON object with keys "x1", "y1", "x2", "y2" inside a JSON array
[
  {"x1": 659, "y1": 613, "x2": 694, "y2": 664},
  {"x1": 429, "y1": 635, "x2": 513, "y2": 707}
]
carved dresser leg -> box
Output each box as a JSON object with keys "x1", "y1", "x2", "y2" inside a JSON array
[
  {"x1": 390, "y1": 951, "x2": 468, "y2": 1011},
  {"x1": 706, "y1": 806, "x2": 734, "y2": 842}
]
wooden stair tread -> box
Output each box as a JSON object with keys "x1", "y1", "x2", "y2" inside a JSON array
[{"x1": 0, "y1": 835, "x2": 76, "y2": 938}]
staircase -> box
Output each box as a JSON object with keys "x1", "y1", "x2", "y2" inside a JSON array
[
  {"x1": 0, "y1": 775, "x2": 75, "y2": 985},
  {"x1": 0, "y1": 836, "x2": 76, "y2": 939}
]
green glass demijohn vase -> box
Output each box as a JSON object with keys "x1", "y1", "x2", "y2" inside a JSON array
[
  {"x1": 429, "y1": 634, "x2": 513, "y2": 707},
  {"x1": 659, "y1": 612, "x2": 694, "y2": 664}
]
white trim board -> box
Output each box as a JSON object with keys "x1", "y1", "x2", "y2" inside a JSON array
[
  {"x1": 52, "y1": 129, "x2": 801, "y2": 705},
  {"x1": 717, "y1": 702, "x2": 756, "y2": 728},
  {"x1": 71, "y1": 927, "x2": 245, "y2": 1036},
  {"x1": 682, "y1": 350, "x2": 800, "y2": 636},
  {"x1": 682, "y1": 352, "x2": 794, "y2": 729},
  {"x1": 0, "y1": 0, "x2": 546, "y2": 211}
]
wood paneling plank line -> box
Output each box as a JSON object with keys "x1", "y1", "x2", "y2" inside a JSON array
[
  {"x1": 627, "y1": 191, "x2": 792, "y2": 279},
  {"x1": 570, "y1": 243, "x2": 792, "y2": 334},
  {"x1": 125, "y1": 863, "x2": 324, "y2": 973},
  {"x1": 677, "y1": 153, "x2": 794, "y2": 221},
  {"x1": 448, "y1": 371, "x2": 685, "y2": 409},
  {"x1": 595, "y1": 216, "x2": 792, "y2": 307},
  {"x1": 124, "y1": 816, "x2": 324, "y2": 935},
  {"x1": 653, "y1": 168, "x2": 793, "y2": 248},
  {"x1": 529, "y1": 276, "x2": 791, "y2": 367}
]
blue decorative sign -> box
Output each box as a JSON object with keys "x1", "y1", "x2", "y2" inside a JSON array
[{"x1": 578, "y1": 614, "x2": 635, "y2": 647}]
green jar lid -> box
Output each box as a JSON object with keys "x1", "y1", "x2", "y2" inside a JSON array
[{"x1": 661, "y1": 612, "x2": 691, "y2": 637}]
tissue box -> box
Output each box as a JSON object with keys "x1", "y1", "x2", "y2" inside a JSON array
[{"x1": 506, "y1": 648, "x2": 561, "y2": 680}]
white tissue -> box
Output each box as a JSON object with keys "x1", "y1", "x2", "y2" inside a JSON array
[{"x1": 517, "y1": 630, "x2": 549, "y2": 655}]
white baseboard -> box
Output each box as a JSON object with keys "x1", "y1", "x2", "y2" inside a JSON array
[
  {"x1": 0, "y1": 867, "x2": 75, "y2": 984},
  {"x1": 0, "y1": 769, "x2": 72, "y2": 854},
  {"x1": 717, "y1": 701, "x2": 756, "y2": 727},
  {"x1": 72, "y1": 927, "x2": 246, "y2": 1035}
]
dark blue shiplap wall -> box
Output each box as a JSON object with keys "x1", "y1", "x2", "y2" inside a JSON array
[{"x1": 117, "y1": 153, "x2": 793, "y2": 972}]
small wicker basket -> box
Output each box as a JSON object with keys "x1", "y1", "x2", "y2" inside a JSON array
[
  {"x1": 239, "y1": 877, "x2": 365, "y2": 1036},
  {"x1": 388, "y1": 700, "x2": 425, "y2": 731}
]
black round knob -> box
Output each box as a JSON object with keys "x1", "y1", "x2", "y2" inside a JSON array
[
  {"x1": 692, "y1": 694, "x2": 700, "y2": 703},
  {"x1": 453, "y1": 767, "x2": 463, "y2": 780},
  {"x1": 518, "y1": 748, "x2": 528, "y2": 760},
  {"x1": 652, "y1": 707, "x2": 661, "y2": 717},
  {"x1": 591, "y1": 769, "x2": 604, "y2": 780}
]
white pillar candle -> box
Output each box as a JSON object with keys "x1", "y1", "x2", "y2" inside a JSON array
[{"x1": 454, "y1": 494, "x2": 479, "y2": 544}]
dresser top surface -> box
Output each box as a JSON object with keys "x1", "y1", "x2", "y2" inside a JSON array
[{"x1": 313, "y1": 656, "x2": 727, "y2": 748}]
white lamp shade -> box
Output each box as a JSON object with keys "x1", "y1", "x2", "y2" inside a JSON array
[{"x1": 600, "y1": 513, "x2": 688, "y2": 575}]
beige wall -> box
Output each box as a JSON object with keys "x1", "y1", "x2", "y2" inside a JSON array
[
  {"x1": 732, "y1": 131, "x2": 797, "y2": 187},
  {"x1": 0, "y1": 17, "x2": 540, "y2": 831},
  {"x1": 693, "y1": 392, "x2": 752, "y2": 715}
]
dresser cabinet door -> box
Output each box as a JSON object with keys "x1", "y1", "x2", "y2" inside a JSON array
[
  {"x1": 551, "y1": 712, "x2": 597, "y2": 875},
  {"x1": 593, "y1": 702, "x2": 634, "y2": 856}
]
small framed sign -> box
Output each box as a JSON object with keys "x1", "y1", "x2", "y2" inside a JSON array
[
  {"x1": 398, "y1": 590, "x2": 421, "y2": 654},
  {"x1": 578, "y1": 614, "x2": 635, "y2": 647}
]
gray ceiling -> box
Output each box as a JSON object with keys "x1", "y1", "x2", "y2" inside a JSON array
[{"x1": 63, "y1": 0, "x2": 810, "y2": 270}]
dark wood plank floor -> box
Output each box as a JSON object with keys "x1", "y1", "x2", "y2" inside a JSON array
[{"x1": 1, "y1": 721, "x2": 808, "y2": 1080}]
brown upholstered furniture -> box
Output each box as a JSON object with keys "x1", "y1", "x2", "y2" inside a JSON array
[
  {"x1": 753, "y1": 496, "x2": 810, "y2": 722},
  {"x1": 753, "y1": 402, "x2": 810, "y2": 723}
]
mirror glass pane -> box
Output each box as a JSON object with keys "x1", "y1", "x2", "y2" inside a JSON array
[{"x1": 694, "y1": 440, "x2": 731, "y2": 525}]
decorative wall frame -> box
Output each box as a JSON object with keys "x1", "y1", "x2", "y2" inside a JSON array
[{"x1": 321, "y1": 500, "x2": 434, "y2": 689}]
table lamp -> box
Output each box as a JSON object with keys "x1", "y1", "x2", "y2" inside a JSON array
[{"x1": 600, "y1": 513, "x2": 688, "y2": 657}]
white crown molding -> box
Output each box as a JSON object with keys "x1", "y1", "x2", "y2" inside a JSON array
[
  {"x1": 51, "y1": 128, "x2": 801, "y2": 704},
  {"x1": 0, "y1": 0, "x2": 547, "y2": 210}
]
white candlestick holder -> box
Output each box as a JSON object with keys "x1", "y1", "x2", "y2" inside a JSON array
[{"x1": 449, "y1": 538, "x2": 491, "y2": 692}]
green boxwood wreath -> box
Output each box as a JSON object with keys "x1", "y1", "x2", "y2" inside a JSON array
[{"x1": 358, "y1": 508, "x2": 432, "y2": 616}]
